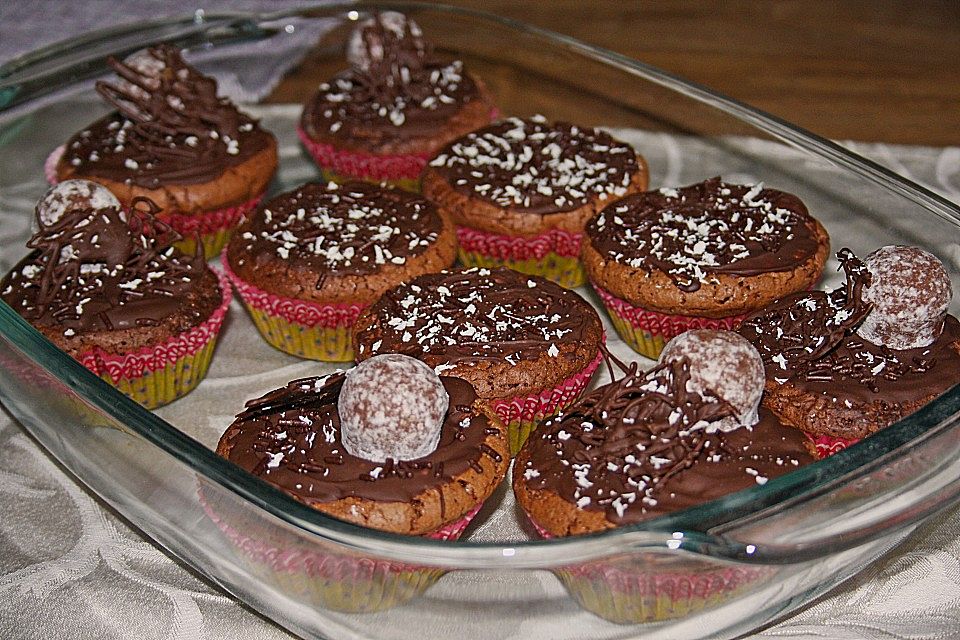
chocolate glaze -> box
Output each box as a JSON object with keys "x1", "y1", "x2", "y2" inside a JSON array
[
  {"x1": 739, "y1": 249, "x2": 960, "y2": 407},
  {"x1": 221, "y1": 372, "x2": 501, "y2": 503},
  {"x1": 61, "y1": 45, "x2": 272, "y2": 187},
  {"x1": 428, "y1": 116, "x2": 639, "y2": 214},
  {"x1": 234, "y1": 182, "x2": 442, "y2": 282},
  {"x1": 586, "y1": 177, "x2": 821, "y2": 292},
  {"x1": 356, "y1": 267, "x2": 601, "y2": 366},
  {"x1": 521, "y1": 359, "x2": 811, "y2": 524},
  {"x1": 301, "y1": 15, "x2": 485, "y2": 148},
  {"x1": 1, "y1": 199, "x2": 215, "y2": 335}
]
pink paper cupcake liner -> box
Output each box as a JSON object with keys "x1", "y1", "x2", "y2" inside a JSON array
[
  {"x1": 592, "y1": 283, "x2": 747, "y2": 359},
  {"x1": 456, "y1": 226, "x2": 586, "y2": 288},
  {"x1": 296, "y1": 126, "x2": 429, "y2": 186},
  {"x1": 493, "y1": 347, "x2": 604, "y2": 455},
  {"x1": 79, "y1": 269, "x2": 231, "y2": 409},
  {"x1": 221, "y1": 250, "x2": 366, "y2": 361},
  {"x1": 805, "y1": 432, "x2": 861, "y2": 459},
  {"x1": 46, "y1": 145, "x2": 264, "y2": 258},
  {"x1": 526, "y1": 514, "x2": 770, "y2": 623},
  {"x1": 200, "y1": 487, "x2": 483, "y2": 613}
]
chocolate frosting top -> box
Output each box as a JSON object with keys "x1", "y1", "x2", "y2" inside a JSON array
[
  {"x1": 221, "y1": 371, "x2": 502, "y2": 504},
  {"x1": 520, "y1": 359, "x2": 811, "y2": 524},
  {"x1": 234, "y1": 182, "x2": 443, "y2": 280},
  {"x1": 1, "y1": 198, "x2": 214, "y2": 335},
  {"x1": 61, "y1": 45, "x2": 272, "y2": 187},
  {"x1": 356, "y1": 267, "x2": 601, "y2": 368},
  {"x1": 301, "y1": 15, "x2": 485, "y2": 148},
  {"x1": 427, "y1": 116, "x2": 639, "y2": 214},
  {"x1": 586, "y1": 177, "x2": 822, "y2": 292},
  {"x1": 739, "y1": 249, "x2": 960, "y2": 406}
]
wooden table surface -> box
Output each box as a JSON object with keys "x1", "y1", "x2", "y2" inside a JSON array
[{"x1": 271, "y1": 0, "x2": 960, "y2": 147}]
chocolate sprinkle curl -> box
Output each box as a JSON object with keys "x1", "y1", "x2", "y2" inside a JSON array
[
  {"x1": 4, "y1": 193, "x2": 208, "y2": 333},
  {"x1": 524, "y1": 359, "x2": 737, "y2": 523},
  {"x1": 738, "y1": 248, "x2": 874, "y2": 378}
]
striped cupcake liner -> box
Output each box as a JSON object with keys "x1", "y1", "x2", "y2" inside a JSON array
[
  {"x1": 456, "y1": 226, "x2": 586, "y2": 288},
  {"x1": 527, "y1": 515, "x2": 770, "y2": 623},
  {"x1": 79, "y1": 269, "x2": 231, "y2": 409},
  {"x1": 592, "y1": 283, "x2": 747, "y2": 359},
  {"x1": 492, "y1": 347, "x2": 604, "y2": 456},
  {"x1": 296, "y1": 127, "x2": 428, "y2": 191},
  {"x1": 221, "y1": 251, "x2": 365, "y2": 361},
  {"x1": 46, "y1": 145, "x2": 263, "y2": 259},
  {"x1": 200, "y1": 487, "x2": 483, "y2": 613}
]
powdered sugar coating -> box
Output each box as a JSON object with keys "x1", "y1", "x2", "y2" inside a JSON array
[
  {"x1": 339, "y1": 354, "x2": 449, "y2": 462},
  {"x1": 856, "y1": 245, "x2": 952, "y2": 350},
  {"x1": 659, "y1": 330, "x2": 764, "y2": 431},
  {"x1": 37, "y1": 179, "x2": 122, "y2": 227}
]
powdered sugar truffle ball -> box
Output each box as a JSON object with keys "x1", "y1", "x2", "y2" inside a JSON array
[
  {"x1": 37, "y1": 180, "x2": 121, "y2": 228},
  {"x1": 346, "y1": 11, "x2": 425, "y2": 72},
  {"x1": 339, "y1": 354, "x2": 449, "y2": 462},
  {"x1": 856, "y1": 245, "x2": 952, "y2": 350},
  {"x1": 659, "y1": 330, "x2": 764, "y2": 431}
]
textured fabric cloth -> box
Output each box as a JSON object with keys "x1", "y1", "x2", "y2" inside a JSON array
[{"x1": 1, "y1": 101, "x2": 960, "y2": 638}]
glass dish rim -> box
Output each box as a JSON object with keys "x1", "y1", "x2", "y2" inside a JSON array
[{"x1": 2, "y1": 0, "x2": 960, "y2": 569}]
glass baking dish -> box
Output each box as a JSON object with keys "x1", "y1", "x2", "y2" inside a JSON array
[{"x1": 2, "y1": 3, "x2": 959, "y2": 639}]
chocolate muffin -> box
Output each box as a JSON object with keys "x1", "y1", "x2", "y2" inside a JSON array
[
  {"x1": 512, "y1": 329, "x2": 811, "y2": 624},
  {"x1": 583, "y1": 177, "x2": 830, "y2": 358},
  {"x1": 353, "y1": 267, "x2": 605, "y2": 453},
  {"x1": 514, "y1": 333, "x2": 812, "y2": 535},
  {"x1": 223, "y1": 181, "x2": 457, "y2": 361},
  {"x1": 51, "y1": 45, "x2": 278, "y2": 258},
  {"x1": 298, "y1": 11, "x2": 496, "y2": 190},
  {"x1": 422, "y1": 115, "x2": 649, "y2": 287},
  {"x1": 738, "y1": 247, "x2": 960, "y2": 456},
  {"x1": 1, "y1": 180, "x2": 229, "y2": 408},
  {"x1": 216, "y1": 357, "x2": 509, "y2": 535}
]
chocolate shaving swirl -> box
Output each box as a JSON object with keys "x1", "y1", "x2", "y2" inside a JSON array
[
  {"x1": 523, "y1": 359, "x2": 737, "y2": 523},
  {"x1": 738, "y1": 248, "x2": 873, "y2": 377},
  {"x1": 61, "y1": 45, "x2": 270, "y2": 188},
  {"x1": 4, "y1": 196, "x2": 209, "y2": 333},
  {"x1": 353, "y1": 13, "x2": 431, "y2": 91}
]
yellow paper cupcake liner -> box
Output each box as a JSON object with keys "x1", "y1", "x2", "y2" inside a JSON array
[
  {"x1": 602, "y1": 305, "x2": 666, "y2": 360},
  {"x1": 108, "y1": 337, "x2": 219, "y2": 410},
  {"x1": 245, "y1": 305, "x2": 355, "y2": 362},
  {"x1": 555, "y1": 567, "x2": 760, "y2": 624},
  {"x1": 268, "y1": 562, "x2": 445, "y2": 613},
  {"x1": 172, "y1": 225, "x2": 235, "y2": 261}
]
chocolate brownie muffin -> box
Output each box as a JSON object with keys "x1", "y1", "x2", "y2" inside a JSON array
[
  {"x1": 738, "y1": 247, "x2": 960, "y2": 456},
  {"x1": 223, "y1": 181, "x2": 457, "y2": 361},
  {"x1": 1, "y1": 180, "x2": 229, "y2": 408},
  {"x1": 299, "y1": 11, "x2": 496, "y2": 190},
  {"x1": 422, "y1": 115, "x2": 649, "y2": 287},
  {"x1": 353, "y1": 267, "x2": 605, "y2": 453},
  {"x1": 583, "y1": 177, "x2": 830, "y2": 358},
  {"x1": 216, "y1": 356, "x2": 509, "y2": 535},
  {"x1": 514, "y1": 331, "x2": 812, "y2": 535},
  {"x1": 52, "y1": 45, "x2": 278, "y2": 258}
]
